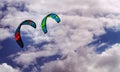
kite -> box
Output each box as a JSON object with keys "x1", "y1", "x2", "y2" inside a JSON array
[
  {"x1": 41, "y1": 13, "x2": 61, "y2": 34},
  {"x1": 15, "y1": 20, "x2": 36, "y2": 48}
]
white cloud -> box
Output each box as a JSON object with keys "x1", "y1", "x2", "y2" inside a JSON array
[
  {"x1": 100, "y1": 0, "x2": 120, "y2": 13},
  {"x1": 1, "y1": 0, "x2": 120, "y2": 72},
  {"x1": 41, "y1": 44, "x2": 120, "y2": 72},
  {"x1": 95, "y1": 44, "x2": 120, "y2": 72},
  {"x1": 0, "y1": 63, "x2": 20, "y2": 72},
  {"x1": 0, "y1": 28, "x2": 12, "y2": 41},
  {"x1": 11, "y1": 46, "x2": 59, "y2": 68}
]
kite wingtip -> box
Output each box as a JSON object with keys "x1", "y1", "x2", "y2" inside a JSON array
[
  {"x1": 44, "y1": 32, "x2": 47, "y2": 34},
  {"x1": 20, "y1": 45, "x2": 24, "y2": 48}
]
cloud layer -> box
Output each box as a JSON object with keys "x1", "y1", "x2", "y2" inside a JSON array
[
  {"x1": 0, "y1": 63, "x2": 20, "y2": 72},
  {"x1": 0, "y1": 0, "x2": 120, "y2": 72}
]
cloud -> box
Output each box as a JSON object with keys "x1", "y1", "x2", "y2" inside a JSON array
[
  {"x1": 0, "y1": 0, "x2": 120, "y2": 42},
  {"x1": 95, "y1": 44, "x2": 120, "y2": 72},
  {"x1": 10, "y1": 46, "x2": 59, "y2": 68},
  {"x1": 100, "y1": 0, "x2": 120, "y2": 13},
  {"x1": 0, "y1": 28, "x2": 12, "y2": 41},
  {"x1": 0, "y1": 63, "x2": 20, "y2": 72},
  {"x1": 0, "y1": 0, "x2": 120, "y2": 72},
  {"x1": 41, "y1": 44, "x2": 120, "y2": 72}
]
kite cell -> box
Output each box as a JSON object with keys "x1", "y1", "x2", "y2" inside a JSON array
[
  {"x1": 15, "y1": 20, "x2": 36, "y2": 48},
  {"x1": 41, "y1": 13, "x2": 61, "y2": 34}
]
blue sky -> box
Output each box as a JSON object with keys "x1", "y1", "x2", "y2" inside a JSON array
[
  {"x1": 0, "y1": 0, "x2": 120, "y2": 72},
  {"x1": 88, "y1": 27, "x2": 120, "y2": 53}
]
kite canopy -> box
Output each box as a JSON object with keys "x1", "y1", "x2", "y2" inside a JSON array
[
  {"x1": 15, "y1": 20, "x2": 36, "y2": 48},
  {"x1": 41, "y1": 13, "x2": 61, "y2": 34}
]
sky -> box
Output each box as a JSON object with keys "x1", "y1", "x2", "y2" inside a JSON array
[{"x1": 0, "y1": 0, "x2": 120, "y2": 72}]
